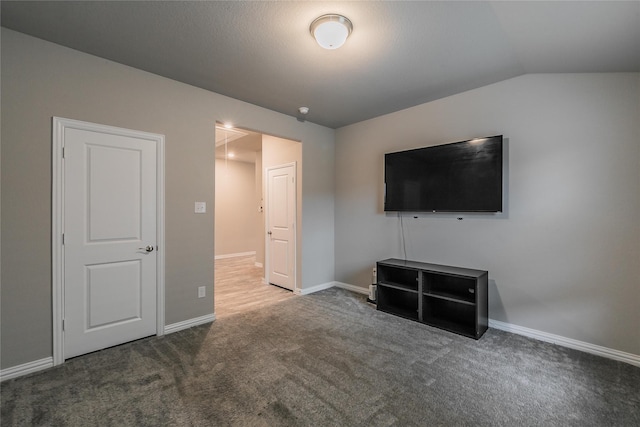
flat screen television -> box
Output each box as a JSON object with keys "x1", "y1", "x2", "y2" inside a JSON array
[{"x1": 384, "y1": 135, "x2": 503, "y2": 212}]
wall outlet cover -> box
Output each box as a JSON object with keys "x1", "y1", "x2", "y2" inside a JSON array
[{"x1": 195, "y1": 202, "x2": 206, "y2": 213}]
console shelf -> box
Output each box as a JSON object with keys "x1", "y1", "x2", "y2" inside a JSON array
[
  {"x1": 378, "y1": 281, "x2": 419, "y2": 293},
  {"x1": 376, "y1": 258, "x2": 488, "y2": 339}
]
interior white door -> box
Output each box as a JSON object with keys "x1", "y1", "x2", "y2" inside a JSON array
[
  {"x1": 266, "y1": 164, "x2": 296, "y2": 291},
  {"x1": 64, "y1": 127, "x2": 158, "y2": 359}
]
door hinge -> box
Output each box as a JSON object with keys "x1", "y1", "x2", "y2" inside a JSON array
[
  {"x1": 62, "y1": 319, "x2": 65, "y2": 331},
  {"x1": 62, "y1": 147, "x2": 65, "y2": 158},
  {"x1": 62, "y1": 233, "x2": 65, "y2": 245}
]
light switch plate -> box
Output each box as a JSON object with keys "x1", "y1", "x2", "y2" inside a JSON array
[{"x1": 195, "y1": 202, "x2": 206, "y2": 213}]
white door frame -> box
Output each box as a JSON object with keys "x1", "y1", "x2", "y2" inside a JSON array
[
  {"x1": 264, "y1": 162, "x2": 297, "y2": 293},
  {"x1": 51, "y1": 117, "x2": 165, "y2": 366}
]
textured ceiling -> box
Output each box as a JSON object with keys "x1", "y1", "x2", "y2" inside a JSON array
[{"x1": 2, "y1": 1, "x2": 639, "y2": 129}]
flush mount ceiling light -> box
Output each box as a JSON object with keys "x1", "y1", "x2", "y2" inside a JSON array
[{"x1": 310, "y1": 14, "x2": 353, "y2": 50}]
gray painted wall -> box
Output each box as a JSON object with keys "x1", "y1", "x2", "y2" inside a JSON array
[
  {"x1": 335, "y1": 73, "x2": 640, "y2": 356},
  {"x1": 0, "y1": 29, "x2": 335, "y2": 369}
]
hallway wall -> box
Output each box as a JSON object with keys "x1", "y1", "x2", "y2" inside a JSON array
[{"x1": 215, "y1": 158, "x2": 257, "y2": 257}]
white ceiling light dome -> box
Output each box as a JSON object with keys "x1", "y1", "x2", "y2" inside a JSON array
[{"x1": 310, "y1": 14, "x2": 353, "y2": 50}]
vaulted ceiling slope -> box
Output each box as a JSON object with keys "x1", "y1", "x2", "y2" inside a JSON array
[{"x1": 2, "y1": 1, "x2": 639, "y2": 129}]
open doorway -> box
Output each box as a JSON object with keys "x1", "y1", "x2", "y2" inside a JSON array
[{"x1": 214, "y1": 124, "x2": 301, "y2": 318}]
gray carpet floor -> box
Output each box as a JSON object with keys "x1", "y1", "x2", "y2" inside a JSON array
[{"x1": 1, "y1": 288, "x2": 639, "y2": 426}]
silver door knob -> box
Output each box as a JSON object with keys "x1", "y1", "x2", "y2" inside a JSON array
[{"x1": 139, "y1": 245, "x2": 154, "y2": 252}]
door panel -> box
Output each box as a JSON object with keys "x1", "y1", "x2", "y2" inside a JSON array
[
  {"x1": 85, "y1": 260, "x2": 142, "y2": 330},
  {"x1": 271, "y1": 174, "x2": 289, "y2": 226},
  {"x1": 87, "y1": 145, "x2": 142, "y2": 241},
  {"x1": 271, "y1": 239, "x2": 289, "y2": 278},
  {"x1": 64, "y1": 127, "x2": 157, "y2": 359},
  {"x1": 267, "y1": 165, "x2": 296, "y2": 290}
]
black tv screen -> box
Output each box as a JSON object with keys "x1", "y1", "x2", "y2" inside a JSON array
[{"x1": 384, "y1": 136, "x2": 503, "y2": 212}]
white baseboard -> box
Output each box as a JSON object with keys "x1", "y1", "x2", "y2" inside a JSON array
[
  {"x1": 164, "y1": 313, "x2": 216, "y2": 334},
  {"x1": 1, "y1": 357, "x2": 54, "y2": 382},
  {"x1": 334, "y1": 281, "x2": 369, "y2": 295},
  {"x1": 296, "y1": 281, "x2": 369, "y2": 296},
  {"x1": 214, "y1": 251, "x2": 256, "y2": 260},
  {"x1": 489, "y1": 319, "x2": 640, "y2": 367},
  {"x1": 295, "y1": 281, "x2": 335, "y2": 295}
]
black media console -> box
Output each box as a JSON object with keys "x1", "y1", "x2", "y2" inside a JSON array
[{"x1": 376, "y1": 258, "x2": 488, "y2": 339}]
